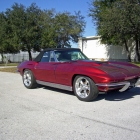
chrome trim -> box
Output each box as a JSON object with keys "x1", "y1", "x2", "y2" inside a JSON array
[
  {"x1": 36, "y1": 80, "x2": 73, "y2": 91},
  {"x1": 96, "y1": 81, "x2": 131, "y2": 92},
  {"x1": 99, "y1": 92, "x2": 107, "y2": 94},
  {"x1": 135, "y1": 78, "x2": 140, "y2": 87},
  {"x1": 96, "y1": 81, "x2": 130, "y2": 87},
  {"x1": 119, "y1": 82, "x2": 130, "y2": 92}
]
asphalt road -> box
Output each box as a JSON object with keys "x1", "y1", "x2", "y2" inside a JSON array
[{"x1": 0, "y1": 72, "x2": 140, "y2": 140}]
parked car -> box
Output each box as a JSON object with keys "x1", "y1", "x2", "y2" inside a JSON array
[{"x1": 17, "y1": 48, "x2": 140, "y2": 101}]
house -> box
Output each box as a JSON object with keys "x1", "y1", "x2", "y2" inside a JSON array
[{"x1": 78, "y1": 36, "x2": 128, "y2": 61}]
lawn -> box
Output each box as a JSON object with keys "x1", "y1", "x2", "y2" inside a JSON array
[
  {"x1": 0, "y1": 63, "x2": 18, "y2": 73},
  {"x1": 0, "y1": 67, "x2": 17, "y2": 73},
  {"x1": 0, "y1": 63, "x2": 19, "y2": 66},
  {"x1": 132, "y1": 62, "x2": 140, "y2": 67}
]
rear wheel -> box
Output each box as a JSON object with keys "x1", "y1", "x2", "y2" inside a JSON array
[
  {"x1": 73, "y1": 76, "x2": 99, "y2": 102},
  {"x1": 23, "y1": 69, "x2": 37, "y2": 89}
]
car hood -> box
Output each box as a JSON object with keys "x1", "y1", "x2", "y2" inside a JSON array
[{"x1": 77, "y1": 60, "x2": 140, "y2": 80}]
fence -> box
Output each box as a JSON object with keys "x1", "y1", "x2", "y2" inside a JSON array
[{"x1": 1, "y1": 53, "x2": 39, "y2": 63}]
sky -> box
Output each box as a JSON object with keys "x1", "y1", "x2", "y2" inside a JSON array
[{"x1": 0, "y1": 0, "x2": 97, "y2": 47}]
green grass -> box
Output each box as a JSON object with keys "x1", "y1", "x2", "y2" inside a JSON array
[
  {"x1": 132, "y1": 62, "x2": 140, "y2": 67},
  {"x1": 0, "y1": 63, "x2": 19, "y2": 66}
]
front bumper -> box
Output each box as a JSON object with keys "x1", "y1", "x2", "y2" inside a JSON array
[{"x1": 96, "y1": 78, "x2": 140, "y2": 92}]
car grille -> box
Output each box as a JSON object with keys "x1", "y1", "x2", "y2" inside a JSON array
[{"x1": 127, "y1": 78, "x2": 138, "y2": 86}]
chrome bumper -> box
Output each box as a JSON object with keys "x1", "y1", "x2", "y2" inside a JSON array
[{"x1": 96, "y1": 78, "x2": 140, "y2": 92}]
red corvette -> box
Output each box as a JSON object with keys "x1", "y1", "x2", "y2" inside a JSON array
[{"x1": 17, "y1": 48, "x2": 140, "y2": 101}]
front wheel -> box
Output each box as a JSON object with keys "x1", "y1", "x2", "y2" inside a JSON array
[
  {"x1": 73, "y1": 76, "x2": 99, "y2": 102},
  {"x1": 23, "y1": 69, "x2": 37, "y2": 89}
]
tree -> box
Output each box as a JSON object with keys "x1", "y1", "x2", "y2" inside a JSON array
[
  {"x1": 0, "y1": 12, "x2": 18, "y2": 62},
  {"x1": 40, "y1": 9, "x2": 58, "y2": 48},
  {"x1": 0, "y1": 3, "x2": 86, "y2": 60},
  {"x1": 5, "y1": 3, "x2": 43, "y2": 60},
  {"x1": 54, "y1": 11, "x2": 85, "y2": 48},
  {"x1": 41, "y1": 11, "x2": 86, "y2": 48},
  {"x1": 24, "y1": 3, "x2": 43, "y2": 60},
  {"x1": 5, "y1": 4, "x2": 24, "y2": 53},
  {"x1": 89, "y1": 0, "x2": 140, "y2": 62},
  {"x1": 0, "y1": 12, "x2": 6, "y2": 62}
]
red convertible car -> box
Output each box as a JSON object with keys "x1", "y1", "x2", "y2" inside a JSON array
[{"x1": 17, "y1": 48, "x2": 140, "y2": 101}]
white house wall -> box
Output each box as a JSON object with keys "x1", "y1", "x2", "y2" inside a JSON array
[{"x1": 79, "y1": 37, "x2": 128, "y2": 61}]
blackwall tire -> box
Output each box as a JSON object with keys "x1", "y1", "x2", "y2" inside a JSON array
[
  {"x1": 23, "y1": 69, "x2": 37, "y2": 89},
  {"x1": 73, "y1": 75, "x2": 99, "y2": 102}
]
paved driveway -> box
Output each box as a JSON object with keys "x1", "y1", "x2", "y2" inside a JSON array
[{"x1": 0, "y1": 72, "x2": 140, "y2": 140}]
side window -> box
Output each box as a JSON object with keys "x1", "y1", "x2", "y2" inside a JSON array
[
  {"x1": 71, "y1": 52, "x2": 78, "y2": 60},
  {"x1": 50, "y1": 52, "x2": 55, "y2": 62},
  {"x1": 40, "y1": 52, "x2": 50, "y2": 62},
  {"x1": 55, "y1": 51, "x2": 71, "y2": 62}
]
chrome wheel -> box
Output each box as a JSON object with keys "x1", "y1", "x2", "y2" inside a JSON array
[
  {"x1": 75, "y1": 77, "x2": 90, "y2": 98},
  {"x1": 23, "y1": 71, "x2": 32, "y2": 87}
]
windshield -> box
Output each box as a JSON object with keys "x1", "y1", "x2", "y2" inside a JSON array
[{"x1": 54, "y1": 50, "x2": 89, "y2": 62}]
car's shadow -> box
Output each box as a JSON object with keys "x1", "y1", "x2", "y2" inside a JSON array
[
  {"x1": 37, "y1": 85, "x2": 140, "y2": 102},
  {"x1": 94, "y1": 88, "x2": 140, "y2": 102},
  {"x1": 37, "y1": 85, "x2": 74, "y2": 96}
]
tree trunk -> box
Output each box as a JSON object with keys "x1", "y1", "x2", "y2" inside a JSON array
[
  {"x1": 135, "y1": 39, "x2": 140, "y2": 62},
  {"x1": 1, "y1": 53, "x2": 4, "y2": 63},
  {"x1": 27, "y1": 49, "x2": 32, "y2": 61},
  {"x1": 139, "y1": 40, "x2": 140, "y2": 60},
  {"x1": 124, "y1": 39, "x2": 131, "y2": 62}
]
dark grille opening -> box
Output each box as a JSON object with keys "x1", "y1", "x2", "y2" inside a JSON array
[{"x1": 127, "y1": 78, "x2": 138, "y2": 86}]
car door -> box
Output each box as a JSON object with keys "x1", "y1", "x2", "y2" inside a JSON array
[
  {"x1": 34, "y1": 51, "x2": 57, "y2": 83},
  {"x1": 55, "y1": 62, "x2": 74, "y2": 86},
  {"x1": 54, "y1": 50, "x2": 75, "y2": 86}
]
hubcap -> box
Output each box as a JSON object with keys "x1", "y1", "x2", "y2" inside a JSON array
[
  {"x1": 75, "y1": 77, "x2": 90, "y2": 98},
  {"x1": 23, "y1": 71, "x2": 31, "y2": 87}
]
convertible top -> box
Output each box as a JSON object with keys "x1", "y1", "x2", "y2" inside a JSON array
[
  {"x1": 43, "y1": 48, "x2": 80, "y2": 51},
  {"x1": 34, "y1": 48, "x2": 80, "y2": 62}
]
